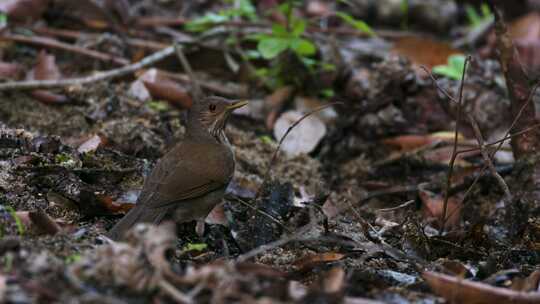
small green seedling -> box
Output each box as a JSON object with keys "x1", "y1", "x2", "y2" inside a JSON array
[
  {"x1": 465, "y1": 3, "x2": 493, "y2": 28},
  {"x1": 400, "y1": 0, "x2": 409, "y2": 29},
  {"x1": 6, "y1": 206, "x2": 25, "y2": 235},
  {"x1": 180, "y1": 242, "x2": 208, "y2": 256},
  {"x1": 147, "y1": 100, "x2": 170, "y2": 112},
  {"x1": 433, "y1": 54, "x2": 466, "y2": 80},
  {"x1": 3, "y1": 254, "x2": 13, "y2": 272},
  {"x1": 185, "y1": 0, "x2": 257, "y2": 32},
  {"x1": 335, "y1": 12, "x2": 375, "y2": 37},
  {"x1": 253, "y1": 19, "x2": 316, "y2": 60},
  {"x1": 65, "y1": 254, "x2": 82, "y2": 264},
  {"x1": 0, "y1": 13, "x2": 7, "y2": 29},
  {"x1": 259, "y1": 135, "x2": 274, "y2": 145}
]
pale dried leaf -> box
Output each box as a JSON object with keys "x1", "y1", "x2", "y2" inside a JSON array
[{"x1": 273, "y1": 110, "x2": 327, "y2": 156}]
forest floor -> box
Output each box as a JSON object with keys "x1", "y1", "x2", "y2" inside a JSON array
[{"x1": 0, "y1": 1, "x2": 539, "y2": 303}]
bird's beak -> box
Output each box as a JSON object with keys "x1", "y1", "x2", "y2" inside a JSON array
[{"x1": 226, "y1": 100, "x2": 248, "y2": 111}]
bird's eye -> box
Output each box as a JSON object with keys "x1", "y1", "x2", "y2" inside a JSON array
[{"x1": 209, "y1": 104, "x2": 217, "y2": 111}]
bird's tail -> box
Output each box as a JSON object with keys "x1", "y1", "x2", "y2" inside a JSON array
[{"x1": 106, "y1": 205, "x2": 167, "y2": 241}]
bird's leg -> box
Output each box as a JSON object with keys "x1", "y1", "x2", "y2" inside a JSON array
[{"x1": 195, "y1": 220, "x2": 205, "y2": 237}]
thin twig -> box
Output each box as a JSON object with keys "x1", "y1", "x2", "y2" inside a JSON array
[
  {"x1": 32, "y1": 27, "x2": 169, "y2": 51},
  {"x1": 256, "y1": 102, "x2": 342, "y2": 198},
  {"x1": 174, "y1": 43, "x2": 204, "y2": 101},
  {"x1": 231, "y1": 197, "x2": 291, "y2": 233},
  {"x1": 467, "y1": 113, "x2": 512, "y2": 201},
  {"x1": 455, "y1": 123, "x2": 540, "y2": 155},
  {"x1": 159, "y1": 280, "x2": 193, "y2": 304},
  {"x1": 136, "y1": 16, "x2": 423, "y2": 39},
  {"x1": 376, "y1": 200, "x2": 415, "y2": 213},
  {"x1": 440, "y1": 55, "x2": 471, "y2": 233},
  {"x1": 345, "y1": 198, "x2": 382, "y2": 243},
  {"x1": 0, "y1": 33, "x2": 128, "y2": 65},
  {"x1": 0, "y1": 46, "x2": 175, "y2": 91},
  {"x1": 425, "y1": 63, "x2": 540, "y2": 227},
  {"x1": 458, "y1": 81, "x2": 540, "y2": 207},
  {"x1": 235, "y1": 223, "x2": 313, "y2": 262},
  {"x1": 421, "y1": 66, "x2": 457, "y2": 103}
]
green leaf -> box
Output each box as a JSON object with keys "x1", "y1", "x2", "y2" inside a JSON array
[
  {"x1": 290, "y1": 38, "x2": 316, "y2": 56},
  {"x1": 481, "y1": 3, "x2": 492, "y2": 18},
  {"x1": 255, "y1": 68, "x2": 269, "y2": 77},
  {"x1": 448, "y1": 54, "x2": 466, "y2": 75},
  {"x1": 183, "y1": 243, "x2": 207, "y2": 252},
  {"x1": 4, "y1": 254, "x2": 13, "y2": 273},
  {"x1": 321, "y1": 62, "x2": 336, "y2": 71},
  {"x1": 335, "y1": 12, "x2": 375, "y2": 37},
  {"x1": 245, "y1": 50, "x2": 262, "y2": 59},
  {"x1": 257, "y1": 37, "x2": 290, "y2": 59},
  {"x1": 0, "y1": 13, "x2": 7, "y2": 28},
  {"x1": 277, "y1": 2, "x2": 292, "y2": 15},
  {"x1": 185, "y1": 13, "x2": 229, "y2": 32},
  {"x1": 432, "y1": 66, "x2": 461, "y2": 80},
  {"x1": 271, "y1": 23, "x2": 288, "y2": 36},
  {"x1": 259, "y1": 135, "x2": 274, "y2": 144},
  {"x1": 300, "y1": 56, "x2": 317, "y2": 68},
  {"x1": 6, "y1": 206, "x2": 24, "y2": 235},
  {"x1": 320, "y1": 89, "x2": 335, "y2": 98},
  {"x1": 433, "y1": 54, "x2": 466, "y2": 80},
  {"x1": 239, "y1": 0, "x2": 256, "y2": 15},
  {"x1": 65, "y1": 254, "x2": 82, "y2": 264},
  {"x1": 245, "y1": 33, "x2": 268, "y2": 41},
  {"x1": 465, "y1": 5, "x2": 481, "y2": 26},
  {"x1": 148, "y1": 100, "x2": 169, "y2": 112},
  {"x1": 291, "y1": 19, "x2": 306, "y2": 37},
  {"x1": 400, "y1": 0, "x2": 409, "y2": 29}
]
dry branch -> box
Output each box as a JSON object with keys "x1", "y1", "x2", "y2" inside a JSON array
[
  {"x1": 0, "y1": 34, "x2": 129, "y2": 65},
  {"x1": 494, "y1": 8, "x2": 540, "y2": 159},
  {"x1": 0, "y1": 46, "x2": 175, "y2": 91}
]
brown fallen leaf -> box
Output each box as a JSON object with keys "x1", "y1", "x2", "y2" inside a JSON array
[
  {"x1": 392, "y1": 36, "x2": 462, "y2": 75},
  {"x1": 507, "y1": 12, "x2": 540, "y2": 76},
  {"x1": 419, "y1": 188, "x2": 462, "y2": 229},
  {"x1": 293, "y1": 252, "x2": 345, "y2": 273},
  {"x1": 205, "y1": 203, "x2": 227, "y2": 226},
  {"x1": 0, "y1": 61, "x2": 22, "y2": 79},
  {"x1": 323, "y1": 267, "x2": 346, "y2": 294},
  {"x1": 422, "y1": 145, "x2": 479, "y2": 166},
  {"x1": 77, "y1": 134, "x2": 103, "y2": 154},
  {"x1": 265, "y1": 86, "x2": 294, "y2": 130},
  {"x1": 0, "y1": 274, "x2": 5, "y2": 302},
  {"x1": 143, "y1": 79, "x2": 192, "y2": 110},
  {"x1": 322, "y1": 198, "x2": 341, "y2": 219},
  {"x1": 32, "y1": 50, "x2": 61, "y2": 80},
  {"x1": 97, "y1": 194, "x2": 135, "y2": 214},
  {"x1": 423, "y1": 271, "x2": 540, "y2": 304},
  {"x1": 273, "y1": 110, "x2": 327, "y2": 156},
  {"x1": 436, "y1": 258, "x2": 471, "y2": 278},
  {"x1": 511, "y1": 270, "x2": 540, "y2": 293},
  {"x1": 135, "y1": 68, "x2": 192, "y2": 109},
  {"x1": 28, "y1": 208, "x2": 61, "y2": 235},
  {"x1": 0, "y1": 0, "x2": 49, "y2": 23},
  {"x1": 28, "y1": 51, "x2": 68, "y2": 105},
  {"x1": 382, "y1": 134, "x2": 438, "y2": 151},
  {"x1": 30, "y1": 90, "x2": 69, "y2": 104},
  {"x1": 482, "y1": 12, "x2": 540, "y2": 77}
]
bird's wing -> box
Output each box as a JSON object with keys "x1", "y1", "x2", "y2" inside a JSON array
[{"x1": 137, "y1": 140, "x2": 234, "y2": 209}]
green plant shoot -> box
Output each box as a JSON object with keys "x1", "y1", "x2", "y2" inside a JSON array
[{"x1": 433, "y1": 54, "x2": 466, "y2": 81}]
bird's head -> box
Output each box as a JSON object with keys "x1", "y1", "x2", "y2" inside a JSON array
[{"x1": 188, "y1": 96, "x2": 248, "y2": 138}]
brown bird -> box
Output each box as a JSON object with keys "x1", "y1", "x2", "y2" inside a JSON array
[{"x1": 107, "y1": 96, "x2": 247, "y2": 240}]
